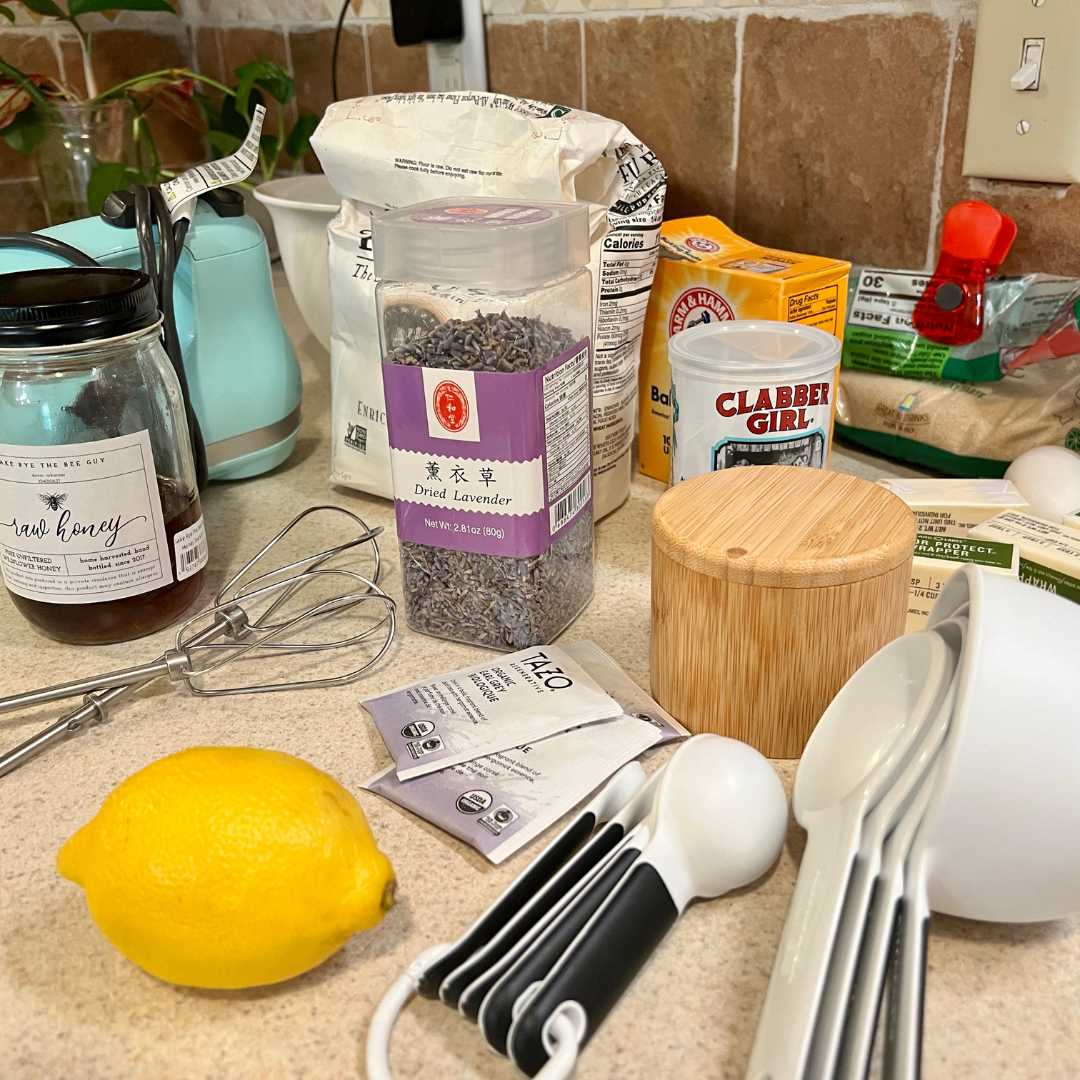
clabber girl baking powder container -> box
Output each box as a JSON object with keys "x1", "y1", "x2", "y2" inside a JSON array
[{"x1": 669, "y1": 320, "x2": 841, "y2": 483}]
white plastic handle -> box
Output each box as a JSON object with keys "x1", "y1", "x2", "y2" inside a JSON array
[{"x1": 746, "y1": 801, "x2": 862, "y2": 1080}]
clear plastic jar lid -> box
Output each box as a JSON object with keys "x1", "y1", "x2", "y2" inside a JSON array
[{"x1": 373, "y1": 197, "x2": 590, "y2": 291}]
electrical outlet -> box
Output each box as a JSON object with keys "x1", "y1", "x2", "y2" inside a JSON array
[
  {"x1": 427, "y1": 0, "x2": 487, "y2": 93},
  {"x1": 963, "y1": 0, "x2": 1080, "y2": 183}
]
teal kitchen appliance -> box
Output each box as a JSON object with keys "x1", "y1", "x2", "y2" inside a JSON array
[{"x1": 0, "y1": 191, "x2": 301, "y2": 480}]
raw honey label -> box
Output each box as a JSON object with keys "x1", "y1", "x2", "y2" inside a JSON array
[{"x1": 0, "y1": 430, "x2": 173, "y2": 605}]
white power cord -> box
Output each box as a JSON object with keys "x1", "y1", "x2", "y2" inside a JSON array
[
  {"x1": 367, "y1": 946, "x2": 583, "y2": 1080},
  {"x1": 366, "y1": 944, "x2": 451, "y2": 1080},
  {"x1": 534, "y1": 1010, "x2": 582, "y2": 1080}
]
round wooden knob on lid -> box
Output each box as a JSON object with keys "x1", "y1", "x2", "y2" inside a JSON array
[{"x1": 650, "y1": 466, "x2": 916, "y2": 758}]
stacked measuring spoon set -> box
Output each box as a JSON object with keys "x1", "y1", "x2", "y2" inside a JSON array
[
  {"x1": 748, "y1": 565, "x2": 1080, "y2": 1080},
  {"x1": 367, "y1": 734, "x2": 789, "y2": 1080}
]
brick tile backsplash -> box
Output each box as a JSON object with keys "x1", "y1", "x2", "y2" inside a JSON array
[
  {"x1": 487, "y1": 19, "x2": 582, "y2": 109},
  {"x1": 735, "y1": 13, "x2": 951, "y2": 268},
  {"x1": 1, "y1": 0, "x2": 1076, "y2": 277},
  {"x1": 586, "y1": 15, "x2": 737, "y2": 220}
]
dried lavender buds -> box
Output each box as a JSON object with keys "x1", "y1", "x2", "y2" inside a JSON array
[
  {"x1": 386, "y1": 309, "x2": 594, "y2": 650},
  {"x1": 386, "y1": 311, "x2": 577, "y2": 373}
]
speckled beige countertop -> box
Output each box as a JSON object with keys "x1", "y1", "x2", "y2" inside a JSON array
[{"x1": 2, "y1": 274, "x2": 1077, "y2": 1080}]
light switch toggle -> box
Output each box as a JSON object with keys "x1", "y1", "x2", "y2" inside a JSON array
[{"x1": 1011, "y1": 38, "x2": 1044, "y2": 91}]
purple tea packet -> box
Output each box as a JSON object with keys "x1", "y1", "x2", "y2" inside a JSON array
[{"x1": 363, "y1": 642, "x2": 687, "y2": 864}]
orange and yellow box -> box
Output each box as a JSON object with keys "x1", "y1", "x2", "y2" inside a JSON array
[{"x1": 638, "y1": 216, "x2": 851, "y2": 481}]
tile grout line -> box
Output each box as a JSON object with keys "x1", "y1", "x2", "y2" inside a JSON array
[
  {"x1": 362, "y1": 23, "x2": 375, "y2": 98},
  {"x1": 730, "y1": 11, "x2": 746, "y2": 197},
  {"x1": 578, "y1": 16, "x2": 586, "y2": 112},
  {"x1": 924, "y1": 12, "x2": 960, "y2": 272}
]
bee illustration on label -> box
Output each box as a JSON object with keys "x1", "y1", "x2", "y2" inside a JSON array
[{"x1": 38, "y1": 492, "x2": 67, "y2": 512}]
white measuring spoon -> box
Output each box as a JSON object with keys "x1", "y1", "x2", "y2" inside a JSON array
[
  {"x1": 887, "y1": 568, "x2": 1080, "y2": 1080},
  {"x1": 746, "y1": 630, "x2": 953, "y2": 1080},
  {"x1": 507, "y1": 735, "x2": 787, "y2": 1078},
  {"x1": 807, "y1": 618, "x2": 963, "y2": 1078}
]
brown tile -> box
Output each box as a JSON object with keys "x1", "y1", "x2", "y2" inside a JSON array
[
  {"x1": 290, "y1": 26, "x2": 366, "y2": 117},
  {"x1": 367, "y1": 23, "x2": 429, "y2": 95},
  {"x1": 0, "y1": 32, "x2": 63, "y2": 180},
  {"x1": 487, "y1": 19, "x2": 581, "y2": 109},
  {"x1": 940, "y1": 22, "x2": 1080, "y2": 277},
  {"x1": 90, "y1": 30, "x2": 205, "y2": 168},
  {"x1": 735, "y1": 13, "x2": 950, "y2": 267},
  {"x1": 219, "y1": 25, "x2": 297, "y2": 150},
  {"x1": 0, "y1": 179, "x2": 47, "y2": 231},
  {"x1": 586, "y1": 16, "x2": 737, "y2": 220},
  {"x1": 193, "y1": 26, "x2": 228, "y2": 87}
]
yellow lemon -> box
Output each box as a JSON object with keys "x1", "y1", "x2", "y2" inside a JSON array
[{"x1": 58, "y1": 746, "x2": 395, "y2": 989}]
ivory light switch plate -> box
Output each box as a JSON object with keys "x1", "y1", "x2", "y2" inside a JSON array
[{"x1": 963, "y1": 0, "x2": 1080, "y2": 183}]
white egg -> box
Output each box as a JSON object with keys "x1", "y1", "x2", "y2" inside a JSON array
[{"x1": 1005, "y1": 446, "x2": 1080, "y2": 522}]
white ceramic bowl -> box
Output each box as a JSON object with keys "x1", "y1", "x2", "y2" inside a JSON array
[{"x1": 253, "y1": 174, "x2": 339, "y2": 350}]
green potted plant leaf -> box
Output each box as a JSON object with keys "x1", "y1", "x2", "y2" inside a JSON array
[{"x1": 0, "y1": 0, "x2": 318, "y2": 223}]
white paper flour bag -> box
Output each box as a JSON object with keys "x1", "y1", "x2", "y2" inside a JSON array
[{"x1": 311, "y1": 92, "x2": 667, "y2": 517}]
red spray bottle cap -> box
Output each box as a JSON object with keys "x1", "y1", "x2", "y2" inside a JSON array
[{"x1": 913, "y1": 201, "x2": 1017, "y2": 346}]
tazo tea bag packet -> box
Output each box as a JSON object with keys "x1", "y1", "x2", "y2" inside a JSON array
[
  {"x1": 638, "y1": 216, "x2": 850, "y2": 481},
  {"x1": 971, "y1": 512, "x2": 1080, "y2": 606},
  {"x1": 363, "y1": 642, "x2": 687, "y2": 864},
  {"x1": 877, "y1": 478, "x2": 1030, "y2": 538},
  {"x1": 362, "y1": 644, "x2": 623, "y2": 780}
]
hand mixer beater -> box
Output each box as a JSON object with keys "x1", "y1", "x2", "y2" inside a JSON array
[{"x1": 0, "y1": 505, "x2": 396, "y2": 778}]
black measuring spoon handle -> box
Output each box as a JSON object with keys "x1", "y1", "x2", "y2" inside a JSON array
[
  {"x1": 418, "y1": 807, "x2": 596, "y2": 998},
  {"x1": 479, "y1": 844, "x2": 642, "y2": 1056},
  {"x1": 508, "y1": 861, "x2": 680, "y2": 1078},
  {"x1": 454, "y1": 819, "x2": 627, "y2": 1017}
]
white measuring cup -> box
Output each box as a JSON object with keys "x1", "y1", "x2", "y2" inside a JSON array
[
  {"x1": 888, "y1": 568, "x2": 1080, "y2": 1079},
  {"x1": 746, "y1": 630, "x2": 954, "y2": 1080}
]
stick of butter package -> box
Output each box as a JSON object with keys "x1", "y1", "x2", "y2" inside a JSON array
[
  {"x1": 878, "y1": 478, "x2": 1028, "y2": 630},
  {"x1": 638, "y1": 216, "x2": 850, "y2": 481},
  {"x1": 971, "y1": 511, "x2": 1080, "y2": 606}
]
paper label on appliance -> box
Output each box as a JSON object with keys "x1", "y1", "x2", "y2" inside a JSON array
[
  {"x1": 363, "y1": 640, "x2": 688, "y2": 864},
  {"x1": 173, "y1": 516, "x2": 208, "y2": 581},
  {"x1": 0, "y1": 431, "x2": 173, "y2": 605},
  {"x1": 383, "y1": 337, "x2": 592, "y2": 559},
  {"x1": 362, "y1": 643, "x2": 624, "y2": 780},
  {"x1": 161, "y1": 104, "x2": 265, "y2": 220}
]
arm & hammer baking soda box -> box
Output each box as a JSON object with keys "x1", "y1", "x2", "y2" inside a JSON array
[{"x1": 638, "y1": 216, "x2": 851, "y2": 481}]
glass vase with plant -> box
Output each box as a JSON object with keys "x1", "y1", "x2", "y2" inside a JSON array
[{"x1": 0, "y1": 0, "x2": 318, "y2": 223}]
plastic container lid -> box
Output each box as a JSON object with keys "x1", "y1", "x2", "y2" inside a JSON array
[
  {"x1": 373, "y1": 197, "x2": 590, "y2": 291},
  {"x1": 669, "y1": 320, "x2": 841, "y2": 382},
  {"x1": 0, "y1": 267, "x2": 158, "y2": 349}
]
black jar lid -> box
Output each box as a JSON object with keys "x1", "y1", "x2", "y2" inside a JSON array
[{"x1": 0, "y1": 267, "x2": 159, "y2": 348}]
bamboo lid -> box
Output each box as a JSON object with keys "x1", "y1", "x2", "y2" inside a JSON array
[{"x1": 652, "y1": 466, "x2": 915, "y2": 588}]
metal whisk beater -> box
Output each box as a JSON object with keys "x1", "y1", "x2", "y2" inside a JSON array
[{"x1": 0, "y1": 505, "x2": 396, "y2": 778}]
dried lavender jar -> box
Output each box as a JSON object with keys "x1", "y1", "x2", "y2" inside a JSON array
[{"x1": 374, "y1": 198, "x2": 594, "y2": 650}]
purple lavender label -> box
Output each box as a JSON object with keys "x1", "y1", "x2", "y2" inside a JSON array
[{"x1": 383, "y1": 336, "x2": 592, "y2": 559}]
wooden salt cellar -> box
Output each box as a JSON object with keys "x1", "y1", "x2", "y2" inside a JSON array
[{"x1": 651, "y1": 466, "x2": 916, "y2": 759}]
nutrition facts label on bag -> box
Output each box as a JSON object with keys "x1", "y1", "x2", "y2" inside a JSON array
[
  {"x1": 543, "y1": 340, "x2": 592, "y2": 531},
  {"x1": 849, "y1": 268, "x2": 929, "y2": 331}
]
